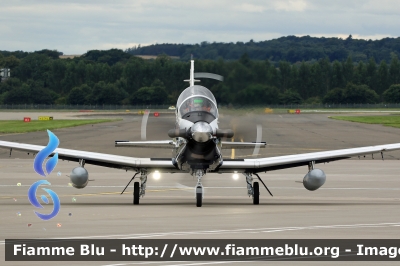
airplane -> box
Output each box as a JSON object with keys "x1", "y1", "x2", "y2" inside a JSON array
[{"x1": 2, "y1": 60, "x2": 400, "y2": 207}]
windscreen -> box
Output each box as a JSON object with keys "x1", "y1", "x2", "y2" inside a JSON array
[{"x1": 177, "y1": 85, "x2": 218, "y2": 118}]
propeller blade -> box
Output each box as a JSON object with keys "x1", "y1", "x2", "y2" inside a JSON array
[
  {"x1": 141, "y1": 109, "x2": 150, "y2": 140},
  {"x1": 215, "y1": 129, "x2": 234, "y2": 138},
  {"x1": 168, "y1": 128, "x2": 188, "y2": 138},
  {"x1": 252, "y1": 124, "x2": 262, "y2": 156},
  {"x1": 194, "y1": 72, "x2": 224, "y2": 81}
]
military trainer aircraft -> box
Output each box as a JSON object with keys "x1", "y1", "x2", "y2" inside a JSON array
[{"x1": 1, "y1": 60, "x2": 400, "y2": 207}]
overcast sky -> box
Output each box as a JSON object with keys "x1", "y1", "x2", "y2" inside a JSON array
[{"x1": 0, "y1": 0, "x2": 399, "y2": 54}]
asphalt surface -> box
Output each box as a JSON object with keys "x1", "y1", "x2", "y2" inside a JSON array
[{"x1": 1, "y1": 111, "x2": 400, "y2": 266}]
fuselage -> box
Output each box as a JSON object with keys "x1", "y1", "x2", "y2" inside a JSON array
[{"x1": 172, "y1": 85, "x2": 223, "y2": 172}]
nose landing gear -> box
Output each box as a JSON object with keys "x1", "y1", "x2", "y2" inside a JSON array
[{"x1": 194, "y1": 169, "x2": 205, "y2": 207}]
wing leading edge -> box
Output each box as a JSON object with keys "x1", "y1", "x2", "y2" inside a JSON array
[
  {"x1": 217, "y1": 143, "x2": 400, "y2": 173},
  {"x1": 0, "y1": 141, "x2": 176, "y2": 172}
]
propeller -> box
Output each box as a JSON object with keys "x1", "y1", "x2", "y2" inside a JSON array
[{"x1": 222, "y1": 115, "x2": 264, "y2": 159}]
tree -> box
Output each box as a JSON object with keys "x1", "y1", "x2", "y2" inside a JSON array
[
  {"x1": 377, "y1": 60, "x2": 389, "y2": 94},
  {"x1": 278, "y1": 61, "x2": 291, "y2": 92},
  {"x1": 14, "y1": 53, "x2": 50, "y2": 82},
  {"x1": 235, "y1": 84, "x2": 279, "y2": 105},
  {"x1": 35, "y1": 49, "x2": 62, "y2": 59},
  {"x1": 331, "y1": 60, "x2": 345, "y2": 88},
  {"x1": 383, "y1": 84, "x2": 400, "y2": 103},
  {"x1": 0, "y1": 77, "x2": 22, "y2": 94},
  {"x1": 342, "y1": 56, "x2": 354, "y2": 84},
  {"x1": 3, "y1": 83, "x2": 31, "y2": 104},
  {"x1": 279, "y1": 89, "x2": 302, "y2": 104},
  {"x1": 67, "y1": 84, "x2": 92, "y2": 105},
  {"x1": 354, "y1": 61, "x2": 367, "y2": 85},
  {"x1": 343, "y1": 83, "x2": 379, "y2": 104},
  {"x1": 366, "y1": 57, "x2": 378, "y2": 91},
  {"x1": 28, "y1": 79, "x2": 58, "y2": 104},
  {"x1": 297, "y1": 62, "x2": 312, "y2": 99},
  {"x1": 318, "y1": 57, "x2": 331, "y2": 94},
  {"x1": 323, "y1": 88, "x2": 345, "y2": 104},
  {"x1": 389, "y1": 55, "x2": 400, "y2": 84},
  {"x1": 130, "y1": 79, "x2": 168, "y2": 105},
  {"x1": 49, "y1": 60, "x2": 66, "y2": 93},
  {"x1": 3, "y1": 55, "x2": 20, "y2": 69}
]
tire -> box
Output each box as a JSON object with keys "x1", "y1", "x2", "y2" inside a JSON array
[
  {"x1": 133, "y1": 182, "x2": 140, "y2": 205},
  {"x1": 196, "y1": 193, "x2": 202, "y2": 207},
  {"x1": 253, "y1": 182, "x2": 259, "y2": 205}
]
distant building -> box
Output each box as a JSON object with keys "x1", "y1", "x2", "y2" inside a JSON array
[
  {"x1": 0, "y1": 68, "x2": 10, "y2": 82},
  {"x1": 135, "y1": 55, "x2": 180, "y2": 60},
  {"x1": 59, "y1": 55, "x2": 82, "y2": 59}
]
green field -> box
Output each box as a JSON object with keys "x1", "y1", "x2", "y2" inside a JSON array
[
  {"x1": 330, "y1": 116, "x2": 400, "y2": 128},
  {"x1": 0, "y1": 119, "x2": 120, "y2": 133}
]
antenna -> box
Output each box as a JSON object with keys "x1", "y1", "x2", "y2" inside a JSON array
[
  {"x1": 190, "y1": 58, "x2": 194, "y2": 86},
  {"x1": 184, "y1": 55, "x2": 200, "y2": 85}
]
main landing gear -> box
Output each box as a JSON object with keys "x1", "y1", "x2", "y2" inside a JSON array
[
  {"x1": 121, "y1": 169, "x2": 148, "y2": 205},
  {"x1": 133, "y1": 169, "x2": 147, "y2": 205},
  {"x1": 244, "y1": 172, "x2": 273, "y2": 205},
  {"x1": 244, "y1": 173, "x2": 259, "y2": 205}
]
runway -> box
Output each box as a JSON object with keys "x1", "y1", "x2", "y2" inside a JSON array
[{"x1": 0, "y1": 111, "x2": 400, "y2": 265}]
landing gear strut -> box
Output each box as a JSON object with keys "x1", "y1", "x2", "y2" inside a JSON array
[
  {"x1": 133, "y1": 169, "x2": 147, "y2": 205},
  {"x1": 194, "y1": 169, "x2": 205, "y2": 207}
]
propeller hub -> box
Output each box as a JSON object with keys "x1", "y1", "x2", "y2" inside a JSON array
[{"x1": 191, "y1": 122, "x2": 212, "y2": 142}]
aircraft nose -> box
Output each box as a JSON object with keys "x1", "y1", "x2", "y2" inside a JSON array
[{"x1": 191, "y1": 122, "x2": 212, "y2": 142}]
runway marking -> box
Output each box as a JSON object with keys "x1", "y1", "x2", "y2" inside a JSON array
[
  {"x1": 0, "y1": 222, "x2": 395, "y2": 243},
  {"x1": 2, "y1": 222, "x2": 400, "y2": 251},
  {"x1": 2, "y1": 186, "x2": 400, "y2": 200}
]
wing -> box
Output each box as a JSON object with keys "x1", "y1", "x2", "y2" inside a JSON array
[
  {"x1": 115, "y1": 140, "x2": 174, "y2": 149},
  {"x1": 2, "y1": 140, "x2": 400, "y2": 174},
  {"x1": 217, "y1": 143, "x2": 400, "y2": 173},
  {"x1": 0, "y1": 140, "x2": 177, "y2": 173},
  {"x1": 220, "y1": 141, "x2": 266, "y2": 149}
]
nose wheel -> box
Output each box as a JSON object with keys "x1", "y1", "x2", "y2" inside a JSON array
[
  {"x1": 194, "y1": 169, "x2": 205, "y2": 207},
  {"x1": 196, "y1": 189, "x2": 202, "y2": 207}
]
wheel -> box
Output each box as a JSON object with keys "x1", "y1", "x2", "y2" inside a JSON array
[
  {"x1": 133, "y1": 182, "x2": 140, "y2": 205},
  {"x1": 253, "y1": 182, "x2": 259, "y2": 205},
  {"x1": 196, "y1": 192, "x2": 202, "y2": 207}
]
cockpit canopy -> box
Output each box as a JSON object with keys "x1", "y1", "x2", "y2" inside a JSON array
[{"x1": 177, "y1": 85, "x2": 218, "y2": 119}]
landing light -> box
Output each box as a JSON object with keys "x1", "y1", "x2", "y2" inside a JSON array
[
  {"x1": 232, "y1": 172, "x2": 239, "y2": 180},
  {"x1": 153, "y1": 171, "x2": 161, "y2": 180}
]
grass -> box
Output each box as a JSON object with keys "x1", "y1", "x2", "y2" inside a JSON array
[
  {"x1": 330, "y1": 116, "x2": 400, "y2": 128},
  {"x1": 0, "y1": 119, "x2": 121, "y2": 133}
]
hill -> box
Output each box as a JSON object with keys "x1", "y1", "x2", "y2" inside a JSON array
[{"x1": 126, "y1": 35, "x2": 400, "y2": 63}]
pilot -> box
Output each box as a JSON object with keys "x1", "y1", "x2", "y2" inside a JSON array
[
  {"x1": 183, "y1": 99, "x2": 194, "y2": 113},
  {"x1": 202, "y1": 100, "x2": 212, "y2": 112}
]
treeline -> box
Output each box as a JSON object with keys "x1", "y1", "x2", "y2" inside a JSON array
[
  {"x1": 2, "y1": 49, "x2": 400, "y2": 106},
  {"x1": 126, "y1": 35, "x2": 400, "y2": 63}
]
